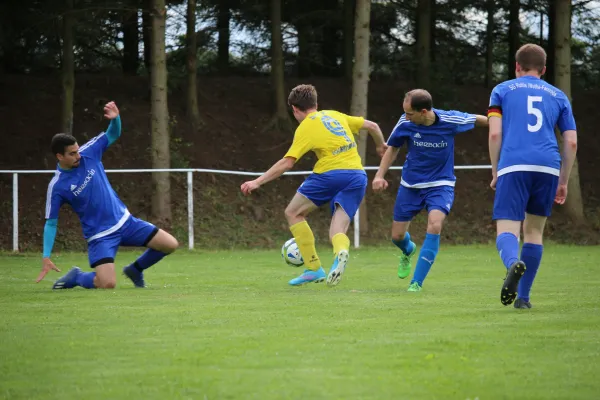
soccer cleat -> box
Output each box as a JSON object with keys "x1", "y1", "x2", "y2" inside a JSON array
[
  {"x1": 500, "y1": 261, "x2": 526, "y2": 306},
  {"x1": 52, "y1": 266, "x2": 81, "y2": 290},
  {"x1": 514, "y1": 298, "x2": 533, "y2": 309},
  {"x1": 123, "y1": 265, "x2": 146, "y2": 288},
  {"x1": 407, "y1": 282, "x2": 422, "y2": 292},
  {"x1": 398, "y1": 243, "x2": 417, "y2": 279},
  {"x1": 327, "y1": 250, "x2": 349, "y2": 287},
  {"x1": 288, "y1": 267, "x2": 326, "y2": 286}
]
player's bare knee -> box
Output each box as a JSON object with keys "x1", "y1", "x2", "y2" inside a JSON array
[
  {"x1": 165, "y1": 235, "x2": 179, "y2": 253},
  {"x1": 96, "y1": 277, "x2": 116, "y2": 289},
  {"x1": 427, "y1": 220, "x2": 443, "y2": 235}
]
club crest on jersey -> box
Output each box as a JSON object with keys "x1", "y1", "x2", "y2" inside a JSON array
[{"x1": 72, "y1": 169, "x2": 96, "y2": 197}]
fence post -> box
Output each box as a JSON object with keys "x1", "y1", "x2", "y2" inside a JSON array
[
  {"x1": 353, "y1": 208, "x2": 360, "y2": 249},
  {"x1": 12, "y1": 173, "x2": 18, "y2": 252},
  {"x1": 187, "y1": 171, "x2": 194, "y2": 250}
]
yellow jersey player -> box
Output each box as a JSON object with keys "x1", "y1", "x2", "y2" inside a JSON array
[{"x1": 241, "y1": 84, "x2": 386, "y2": 287}]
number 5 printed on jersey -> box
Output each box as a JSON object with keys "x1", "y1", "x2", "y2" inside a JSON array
[{"x1": 527, "y1": 95, "x2": 543, "y2": 132}]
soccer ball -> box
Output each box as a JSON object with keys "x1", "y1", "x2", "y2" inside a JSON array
[{"x1": 281, "y1": 238, "x2": 304, "y2": 267}]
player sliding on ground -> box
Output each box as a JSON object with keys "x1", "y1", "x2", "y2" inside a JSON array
[
  {"x1": 373, "y1": 89, "x2": 488, "y2": 292},
  {"x1": 36, "y1": 101, "x2": 179, "y2": 289},
  {"x1": 241, "y1": 84, "x2": 386, "y2": 287},
  {"x1": 488, "y1": 44, "x2": 578, "y2": 308}
]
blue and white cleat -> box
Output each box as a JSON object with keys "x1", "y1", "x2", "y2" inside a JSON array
[
  {"x1": 327, "y1": 250, "x2": 349, "y2": 287},
  {"x1": 52, "y1": 266, "x2": 81, "y2": 290},
  {"x1": 123, "y1": 265, "x2": 146, "y2": 288},
  {"x1": 288, "y1": 267, "x2": 326, "y2": 286}
]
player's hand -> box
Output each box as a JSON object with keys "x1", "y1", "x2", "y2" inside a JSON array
[
  {"x1": 241, "y1": 180, "x2": 260, "y2": 195},
  {"x1": 555, "y1": 183, "x2": 568, "y2": 204},
  {"x1": 372, "y1": 177, "x2": 388, "y2": 192},
  {"x1": 490, "y1": 174, "x2": 497, "y2": 191},
  {"x1": 36, "y1": 258, "x2": 61, "y2": 283},
  {"x1": 103, "y1": 101, "x2": 120, "y2": 119},
  {"x1": 376, "y1": 143, "x2": 388, "y2": 158}
]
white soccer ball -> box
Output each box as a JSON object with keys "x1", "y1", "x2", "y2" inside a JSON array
[{"x1": 281, "y1": 238, "x2": 304, "y2": 267}]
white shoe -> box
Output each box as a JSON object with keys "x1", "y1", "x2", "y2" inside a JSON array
[{"x1": 327, "y1": 250, "x2": 349, "y2": 287}]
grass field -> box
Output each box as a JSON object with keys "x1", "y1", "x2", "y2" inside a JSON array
[{"x1": 1, "y1": 245, "x2": 599, "y2": 400}]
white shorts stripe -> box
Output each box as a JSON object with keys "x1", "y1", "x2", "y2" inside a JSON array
[
  {"x1": 87, "y1": 210, "x2": 131, "y2": 242},
  {"x1": 400, "y1": 179, "x2": 456, "y2": 189}
]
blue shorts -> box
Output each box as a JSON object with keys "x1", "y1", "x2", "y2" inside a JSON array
[
  {"x1": 298, "y1": 170, "x2": 367, "y2": 219},
  {"x1": 493, "y1": 171, "x2": 559, "y2": 221},
  {"x1": 87, "y1": 216, "x2": 158, "y2": 268},
  {"x1": 393, "y1": 185, "x2": 455, "y2": 222}
]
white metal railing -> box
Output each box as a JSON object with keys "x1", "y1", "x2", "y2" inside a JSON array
[{"x1": 0, "y1": 165, "x2": 492, "y2": 252}]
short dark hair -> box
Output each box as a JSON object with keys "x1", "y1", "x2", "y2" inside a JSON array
[
  {"x1": 404, "y1": 89, "x2": 433, "y2": 111},
  {"x1": 51, "y1": 133, "x2": 77, "y2": 155},
  {"x1": 288, "y1": 84, "x2": 317, "y2": 112},
  {"x1": 516, "y1": 43, "x2": 546, "y2": 73}
]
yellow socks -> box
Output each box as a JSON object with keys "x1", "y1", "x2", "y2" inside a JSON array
[
  {"x1": 290, "y1": 221, "x2": 321, "y2": 271},
  {"x1": 332, "y1": 233, "x2": 350, "y2": 256}
]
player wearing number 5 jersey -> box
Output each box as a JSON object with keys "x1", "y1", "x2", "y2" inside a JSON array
[
  {"x1": 241, "y1": 84, "x2": 387, "y2": 287},
  {"x1": 488, "y1": 44, "x2": 578, "y2": 308}
]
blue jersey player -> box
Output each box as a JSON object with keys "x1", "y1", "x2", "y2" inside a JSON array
[
  {"x1": 488, "y1": 44, "x2": 578, "y2": 308},
  {"x1": 373, "y1": 89, "x2": 488, "y2": 291},
  {"x1": 35, "y1": 102, "x2": 179, "y2": 289}
]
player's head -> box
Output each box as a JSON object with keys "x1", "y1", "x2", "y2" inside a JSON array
[
  {"x1": 403, "y1": 89, "x2": 433, "y2": 125},
  {"x1": 288, "y1": 84, "x2": 318, "y2": 122},
  {"x1": 51, "y1": 133, "x2": 81, "y2": 169},
  {"x1": 515, "y1": 44, "x2": 546, "y2": 78}
]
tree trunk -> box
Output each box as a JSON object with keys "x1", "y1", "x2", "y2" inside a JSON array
[
  {"x1": 554, "y1": 0, "x2": 584, "y2": 222},
  {"x1": 122, "y1": 6, "x2": 139, "y2": 75},
  {"x1": 485, "y1": 0, "x2": 494, "y2": 88},
  {"x1": 296, "y1": 20, "x2": 311, "y2": 77},
  {"x1": 416, "y1": 0, "x2": 431, "y2": 88},
  {"x1": 150, "y1": 0, "x2": 171, "y2": 225},
  {"x1": 186, "y1": 0, "x2": 202, "y2": 129},
  {"x1": 270, "y1": 0, "x2": 292, "y2": 130},
  {"x1": 343, "y1": 0, "x2": 355, "y2": 80},
  {"x1": 217, "y1": 0, "x2": 230, "y2": 74},
  {"x1": 507, "y1": 0, "x2": 520, "y2": 79},
  {"x1": 351, "y1": 0, "x2": 370, "y2": 235},
  {"x1": 546, "y1": 1, "x2": 556, "y2": 84},
  {"x1": 142, "y1": 0, "x2": 152, "y2": 71},
  {"x1": 61, "y1": 0, "x2": 75, "y2": 134}
]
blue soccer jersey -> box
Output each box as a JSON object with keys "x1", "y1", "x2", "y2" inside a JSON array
[
  {"x1": 386, "y1": 109, "x2": 477, "y2": 188},
  {"x1": 488, "y1": 76, "x2": 576, "y2": 177},
  {"x1": 45, "y1": 133, "x2": 129, "y2": 242}
]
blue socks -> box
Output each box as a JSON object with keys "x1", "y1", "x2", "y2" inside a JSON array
[
  {"x1": 411, "y1": 233, "x2": 440, "y2": 286},
  {"x1": 496, "y1": 232, "x2": 520, "y2": 269},
  {"x1": 518, "y1": 243, "x2": 543, "y2": 302},
  {"x1": 76, "y1": 271, "x2": 96, "y2": 289},
  {"x1": 132, "y1": 249, "x2": 167, "y2": 271},
  {"x1": 392, "y1": 232, "x2": 416, "y2": 256}
]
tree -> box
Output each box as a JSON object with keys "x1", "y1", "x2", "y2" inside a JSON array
[
  {"x1": 351, "y1": 0, "x2": 370, "y2": 234},
  {"x1": 485, "y1": 0, "x2": 494, "y2": 87},
  {"x1": 150, "y1": 0, "x2": 171, "y2": 225},
  {"x1": 264, "y1": 0, "x2": 293, "y2": 132},
  {"x1": 143, "y1": 0, "x2": 153, "y2": 71},
  {"x1": 122, "y1": 2, "x2": 139, "y2": 74},
  {"x1": 217, "y1": 0, "x2": 230, "y2": 73},
  {"x1": 343, "y1": 0, "x2": 355, "y2": 80},
  {"x1": 415, "y1": 0, "x2": 431, "y2": 88},
  {"x1": 61, "y1": 0, "x2": 75, "y2": 134},
  {"x1": 507, "y1": 0, "x2": 520, "y2": 79},
  {"x1": 554, "y1": 0, "x2": 584, "y2": 221},
  {"x1": 186, "y1": 0, "x2": 202, "y2": 129}
]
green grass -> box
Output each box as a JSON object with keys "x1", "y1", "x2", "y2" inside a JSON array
[{"x1": 1, "y1": 245, "x2": 599, "y2": 400}]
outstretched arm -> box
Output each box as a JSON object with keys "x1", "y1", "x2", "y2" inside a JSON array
[
  {"x1": 475, "y1": 115, "x2": 489, "y2": 128},
  {"x1": 103, "y1": 102, "x2": 121, "y2": 146},
  {"x1": 362, "y1": 120, "x2": 388, "y2": 156},
  {"x1": 36, "y1": 219, "x2": 61, "y2": 283},
  {"x1": 373, "y1": 146, "x2": 401, "y2": 192},
  {"x1": 240, "y1": 157, "x2": 296, "y2": 195}
]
